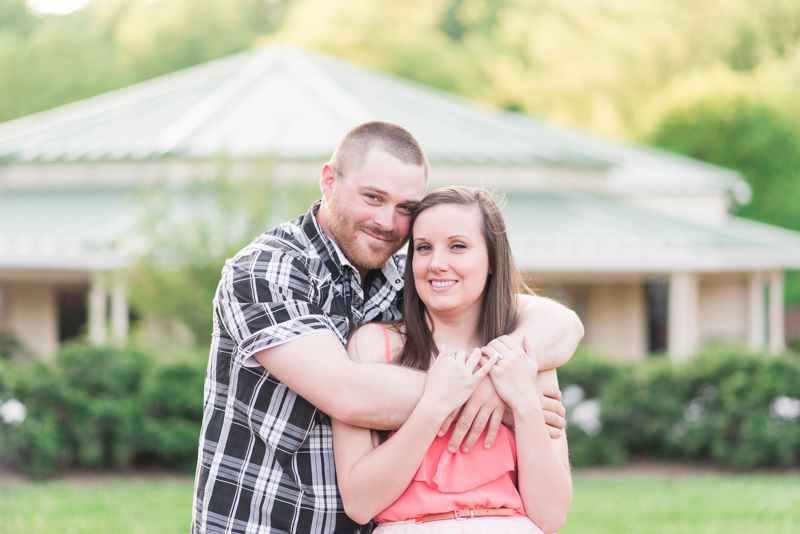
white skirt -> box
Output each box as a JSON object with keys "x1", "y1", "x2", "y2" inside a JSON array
[{"x1": 374, "y1": 517, "x2": 545, "y2": 534}]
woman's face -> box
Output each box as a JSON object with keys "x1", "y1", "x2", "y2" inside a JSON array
[{"x1": 411, "y1": 203, "x2": 490, "y2": 317}]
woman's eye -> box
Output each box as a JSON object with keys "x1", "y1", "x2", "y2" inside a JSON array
[
  {"x1": 416, "y1": 244, "x2": 431, "y2": 252},
  {"x1": 452, "y1": 243, "x2": 466, "y2": 250}
]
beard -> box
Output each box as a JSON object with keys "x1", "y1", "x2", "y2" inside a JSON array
[{"x1": 325, "y1": 192, "x2": 407, "y2": 271}]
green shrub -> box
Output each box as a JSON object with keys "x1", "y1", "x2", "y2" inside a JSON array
[
  {"x1": 0, "y1": 343, "x2": 206, "y2": 477},
  {"x1": 138, "y1": 358, "x2": 206, "y2": 470},
  {"x1": 558, "y1": 344, "x2": 800, "y2": 469},
  {"x1": 677, "y1": 344, "x2": 800, "y2": 467}
]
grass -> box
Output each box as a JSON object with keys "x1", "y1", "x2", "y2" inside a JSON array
[
  {"x1": 1, "y1": 470, "x2": 799, "y2": 533},
  {"x1": 0, "y1": 475, "x2": 194, "y2": 534},
  {"x1": 562, "y1": 472, "x2": 800, "y2": 534}
]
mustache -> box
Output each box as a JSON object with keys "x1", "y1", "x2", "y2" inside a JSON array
[{"x1": 355, "y1": 223, "x2": 403, "y2": 243}]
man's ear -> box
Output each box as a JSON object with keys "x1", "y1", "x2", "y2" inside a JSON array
[{"x1": 320, "y1": 163, "x2": 337, "y2": 198}]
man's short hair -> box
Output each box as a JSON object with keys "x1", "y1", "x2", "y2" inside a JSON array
[{"x1": 330, "y1": 121, "x2": 430, "y2": 183}]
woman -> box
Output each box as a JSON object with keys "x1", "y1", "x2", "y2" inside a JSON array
[{"x1": 332, "y1": 187, "x2": 572, "y2": 534}]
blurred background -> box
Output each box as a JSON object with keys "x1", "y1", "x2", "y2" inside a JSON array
[{"x1": 1, "y1": 1, "x2": 800, "y2": 532}]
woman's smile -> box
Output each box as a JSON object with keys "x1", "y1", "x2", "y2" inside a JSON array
[{"x1": 412, "y1": 203, "x2": 490, "y2": 316}]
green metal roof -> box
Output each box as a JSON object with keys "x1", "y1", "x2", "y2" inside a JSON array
[
  {"x1": 505, "y1": 193, "x2": 800, "y2": 272},
  {"x1": 2, "y1": 188, "x2": 799, "y2": 272},
  {"x1": 0, "y1": 45, "x2": 748, "y2": 201},
  {"x1": 0, "y1": 189, "x2": 134, "y2": 270}
]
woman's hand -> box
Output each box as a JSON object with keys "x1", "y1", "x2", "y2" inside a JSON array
[
  {"x1": 421, "y1": 345, "x2": 498, "y2": 421},
  {"x1": 482, "y1": 335, "x2": 539, "y2": 411}
]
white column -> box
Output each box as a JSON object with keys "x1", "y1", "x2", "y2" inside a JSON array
[
  {"x1": 747, "y1": 272, "x2": 766, "y2": 350},
  {"x1": 668, "y1": 272, "x2": 699, "y2": 361},
  {"x1": 111, "y1": 277, "x2": 129, "y2": 347},
  {"x1": 769, "y1": 271, "x2": 785, "y2": 355},
  {"x1": 88, "y1": 278, "x2": 107, "y2": 346}
]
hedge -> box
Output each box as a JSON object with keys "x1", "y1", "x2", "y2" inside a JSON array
[
  {"x1": 561, "y1": 344, "x2": 800, "y2": 468},
  {"x1": 0, "y1": 343, "x2": 206, "y2": 478},
  {"x1": 1, "y1": 342, "x2": 799, "y2": 478}
]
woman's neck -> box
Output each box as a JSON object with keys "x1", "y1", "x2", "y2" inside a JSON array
[{"x1": 428, "y1": 307, "x2": 484, "y2": 354}]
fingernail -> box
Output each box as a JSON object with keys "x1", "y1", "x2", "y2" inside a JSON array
[
  {"x1": 437, "y1": 430, "x2": 445, "y2": 437},
  {"x1": 448, "y1": 446, "x2": 456, "y2": 453},
  {"x1": 484, "y1": 442, "x2": 491, "y2": 449},
  {"x1": 462, "y1": 446, "x2": 470, "y2": 453}
]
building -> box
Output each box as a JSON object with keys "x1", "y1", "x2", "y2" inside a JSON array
[{"x1": 1, "y1": 44, "x2": 799, "y2": 360}]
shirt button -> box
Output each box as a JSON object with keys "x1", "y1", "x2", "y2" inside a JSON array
[{"x1": 395, "y1": 279, "x2": 401, "y2": 283}]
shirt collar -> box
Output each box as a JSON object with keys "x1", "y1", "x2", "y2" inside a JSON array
[{"x1": 302, "y1": 201, "x2": 405, "y2": 290}]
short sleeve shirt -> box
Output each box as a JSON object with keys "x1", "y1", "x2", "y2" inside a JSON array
[{"x1": 192, "y1": 202, "x2": 405, "y2": 534}]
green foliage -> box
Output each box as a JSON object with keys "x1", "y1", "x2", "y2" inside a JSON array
[
  {"x1": 0, "y1": 0, "x2": 289, "y2": 123},
  {"x1": 127, "y1": 163, "x2": 319, "y2": 346},
  {"x1": 645, "y1": 70, "x2": 800, "y2": 232},
  {"x1": 138, "y1": 357, "x2": 206, "y2": 470},
  {"x1": 0, "y1": 342, "x2": 206, "y2": 477},
  {"x1": 560, "y1": 343, "x2": 800, "y2": 469}
]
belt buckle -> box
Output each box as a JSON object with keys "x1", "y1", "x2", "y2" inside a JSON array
[{"x1": 453, "y1": 509, "x2": 474, "y2": 520}]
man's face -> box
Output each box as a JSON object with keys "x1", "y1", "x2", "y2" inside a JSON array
[{"x1": 323, "y1": 149, "x2": 427, "y2": 272}]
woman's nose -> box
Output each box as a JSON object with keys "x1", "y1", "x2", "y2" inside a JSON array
[{"x1": 429, "y1": 252, "x2": 448, "y2": 272}]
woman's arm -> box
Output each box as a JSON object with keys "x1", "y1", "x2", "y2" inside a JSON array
[
  {"x1": 333, "y1": 329, "x2": 498, "y2": 524},
  {"x1": 485, "y1": 336, "x2": 572, "y2": 534}
]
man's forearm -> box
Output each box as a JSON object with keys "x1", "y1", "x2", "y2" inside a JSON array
[
  {"x1": 337, "y1": 362, "x2": 426, "y2": 430},
  {"x1": 255, "y1": 330, "x2": 426, "y2": 431}
]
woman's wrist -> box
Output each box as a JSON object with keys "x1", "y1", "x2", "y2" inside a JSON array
[
  {"x1": 507, "y1": 390, "x2": 542, "y2": 419},
  {"x1": 416, "y1": 394, "x2": 454, "y2": 425}
]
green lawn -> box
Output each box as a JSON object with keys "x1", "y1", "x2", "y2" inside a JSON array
[
  {"x1": 1, "y1": 471, "x2": 799, "y2": 533},
  {"x1": 562, "y1": 473, "x2": 800, "y2": 534}
]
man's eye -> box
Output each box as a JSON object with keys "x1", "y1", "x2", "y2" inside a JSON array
[{"x1": 398, "y1": 205, "x2": 412, "y2": 212}]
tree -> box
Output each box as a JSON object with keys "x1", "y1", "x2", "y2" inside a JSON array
[
  {"x1": 127, "y1": 161, "x2": 319, "y2": 346},
  {"x1": 644, "y1": 67, "x2": 800, "y2": 304}
]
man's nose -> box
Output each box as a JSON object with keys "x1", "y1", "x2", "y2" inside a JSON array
[{"x1": 373, "y1": 205, "x2": 395, "y2": 230}]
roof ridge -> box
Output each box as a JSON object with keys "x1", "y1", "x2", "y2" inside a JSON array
[
  {"x1": 0, "y1": 52, "x2": 249, "y2": 147},
  {"x1": 155, "y1": 48, "x2": 281, "y2": 155}
]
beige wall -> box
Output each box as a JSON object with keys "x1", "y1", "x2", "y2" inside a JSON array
[
  {"x1": 538, "y1": 281, "x2": 648, "y2": 362},
  {"x1": 698, "y1": 274, "x2": 749, "y2": 345},
  {"x1": 0, "y1": 282, "x2": 58, "y2": 357}
]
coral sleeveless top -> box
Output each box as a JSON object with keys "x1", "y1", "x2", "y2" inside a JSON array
[{"x1": 373, "y1": 325, "x2": 526, "y2": 523}]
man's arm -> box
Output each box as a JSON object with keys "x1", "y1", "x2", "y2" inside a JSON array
[
  {"x1": 516, "y1": 293, "x2": 584, "y2": 370},
  {"x1": 254, "y1": 330, "x2": 425, "y2": 430}
]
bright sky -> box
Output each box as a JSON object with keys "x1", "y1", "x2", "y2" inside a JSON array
[{"x1": 26, "y1": 0, "x2": 91, "y2": 15}]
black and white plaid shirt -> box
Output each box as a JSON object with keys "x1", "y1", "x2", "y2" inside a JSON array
[{"x1": 192, "y1": 201, "x2": 405, "y2": 534}]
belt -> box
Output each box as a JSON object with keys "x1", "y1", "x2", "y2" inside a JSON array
[{"x1": 379, "y1": 508, "x2": 516, "y2": 525}]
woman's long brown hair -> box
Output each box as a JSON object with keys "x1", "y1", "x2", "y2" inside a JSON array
[{"x1": 391, "y1": 186, "x2": 531, "y2": 371}]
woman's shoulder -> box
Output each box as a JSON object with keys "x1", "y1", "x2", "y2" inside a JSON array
[{"x1": 346, "y1": 322, "x2": 406, "y2": 364}]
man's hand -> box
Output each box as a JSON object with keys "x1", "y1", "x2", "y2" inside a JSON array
[
  {"x1": 439, "y1": 375, "x2": 507, "y2": 453},
  {"x1": 524, "y1": 333, "x2": 566, "y2": 439},
  {"x1": 537, "y1": 374, "x2": 566, "y2": 439}
]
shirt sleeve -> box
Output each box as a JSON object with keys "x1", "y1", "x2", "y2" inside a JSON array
[{"x1": 215, "y1": 247, "x2": 342, "y2": 367}]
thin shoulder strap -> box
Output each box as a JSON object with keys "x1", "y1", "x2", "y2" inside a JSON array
[{"x1": 378, "y1": 324, "x2": 391, "y2": 364}]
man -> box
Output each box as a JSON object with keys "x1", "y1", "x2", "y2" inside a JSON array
[{"x1": 192, "y1": 121, "x2": 583, "y2": 534}]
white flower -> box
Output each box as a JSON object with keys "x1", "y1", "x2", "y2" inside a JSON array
[
  {"x1": 684, "y1": 397, "x2": 705, "y2": 423},
  {"x1": 0, "y1": 399, "x2": 26, "y2": 425},
  {"x1": 770, "y1": 396, "x2": 800, "y2": 422},
  {"x1": 561, "y1": 384, "x2": 585, "y2": 409},
  {"x1": 570, "y1": 399, "x2": 601, "y2": 436}
]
